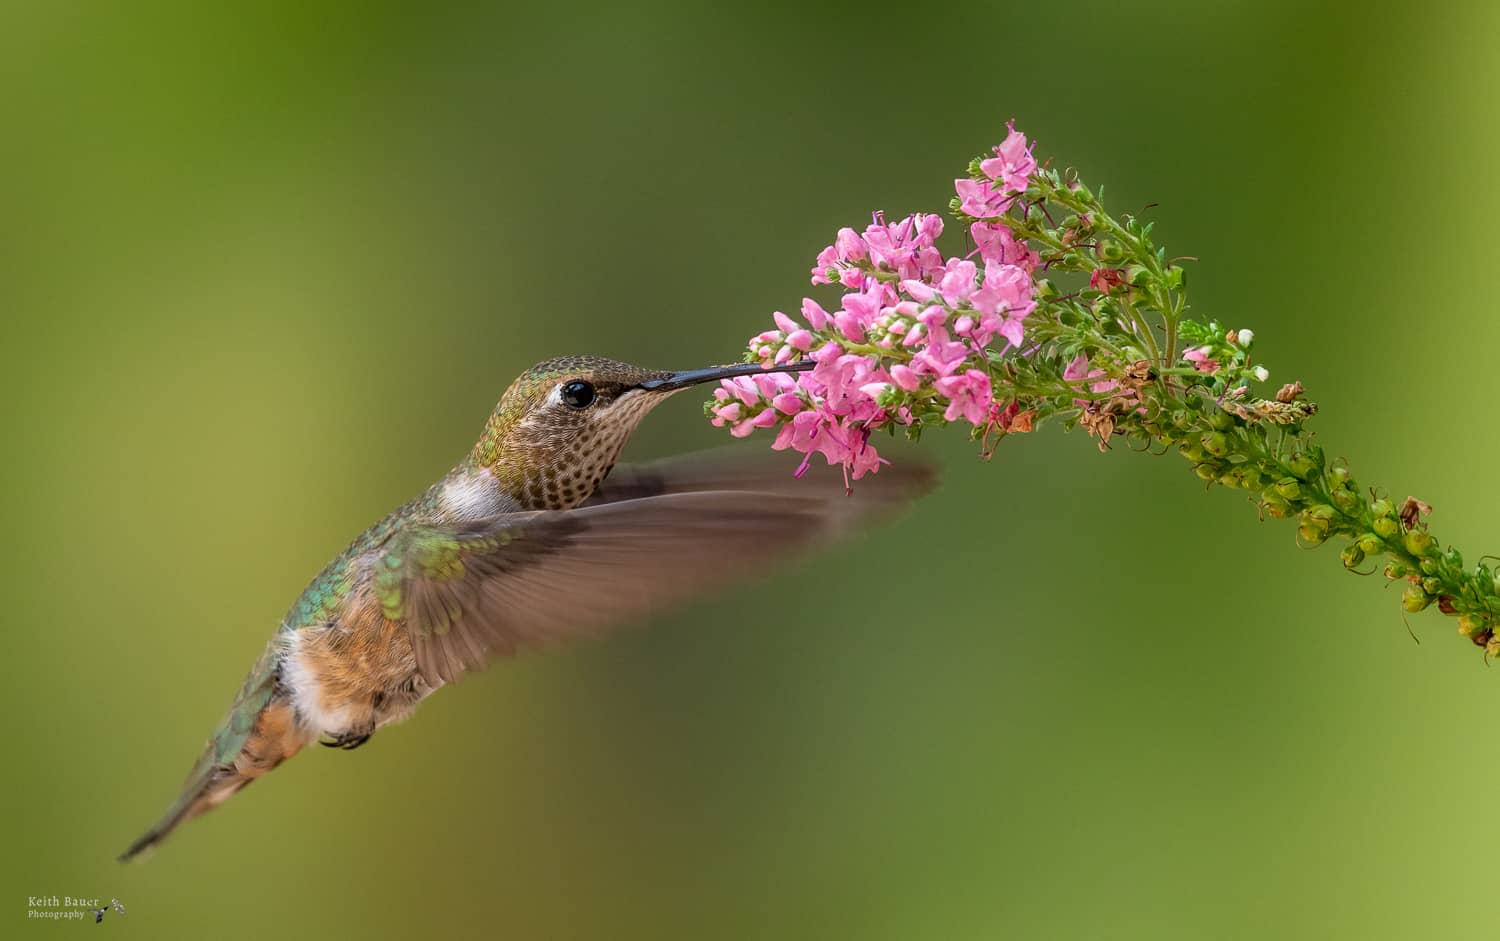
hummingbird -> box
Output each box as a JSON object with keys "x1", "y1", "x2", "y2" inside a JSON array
[{"x1": 120, "y1": 356, "x2": 933, "y2": 861}]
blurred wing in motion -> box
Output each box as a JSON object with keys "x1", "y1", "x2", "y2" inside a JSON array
[{"x1": 387, "y1": 454, "x2": 936, "y2": 686}]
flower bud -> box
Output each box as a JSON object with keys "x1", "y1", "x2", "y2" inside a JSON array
[
  {"x1": 1251, "y1": 366, "x2": 1270, "y2": 383},
  {"x1": 1299, "y1": 506, "x2": 1334, "y2": 543},
  {"x1": 1422, "y1": 577, "x2": 1442, "y2": 595},
  {"x1": 1035, "y1": 278, "x2": 1059, "y2": 301},
  {"x1": 1402, "y1": 586, "x2": 1432, "y2": 613},
  {"x1": 1330, "y1": 487, "x2": 1360, "y2": 513},
  {"x1": 1305, "y1": 504, "x2": 1336, "y2": 523},
  {"x1": 1127, "y1": 265, "x2": 1151, "y2": 287},
  {"x1": 1420, "y1": 558, "x2": 1439, "y2": 575},
  {"x1": 1299, "y1": 522, "x2": 1330, "y2": 546},
  {"x1": 1404, "y1": 530, "x2": 1434, "y2": 556},
  {"x1": 1098, "y1": 241, "x2": 1126, "y2": 264},
  {"x1": 1288, "y1": 454, "x2": 1319, "y2": 480},
  {"x1": 1237, "y1": 329, "x2": 1255, "y2": 347},
  {"x1": 1371, "y1": 498, "x2": 1395, "y2": 519}
]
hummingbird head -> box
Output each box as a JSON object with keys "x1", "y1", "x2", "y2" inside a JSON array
[{"x1": 472, "y1": 355, "x2": 812, "y2": 510}]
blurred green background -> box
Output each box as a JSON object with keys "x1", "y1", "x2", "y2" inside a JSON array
[{"x1": 5, "y1": 1, "x2": 1500, "y2": 937}]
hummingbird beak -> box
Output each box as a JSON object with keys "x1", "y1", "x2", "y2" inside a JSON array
[{"x1": 636, "y1": 360, "x2": 815, "y2": 393}]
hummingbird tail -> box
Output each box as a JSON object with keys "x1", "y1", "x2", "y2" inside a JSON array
[{"x1": 119, "y1": 652, "x2": 310, "y2": 862}]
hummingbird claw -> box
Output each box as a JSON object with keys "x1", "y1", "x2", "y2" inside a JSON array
[{"x1": 319, "y1": 730, "x2": 373, "y2": 750}]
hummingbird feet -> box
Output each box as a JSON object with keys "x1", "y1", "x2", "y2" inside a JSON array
[{"x1": 320, "y1": 728, "x2": 373, "y2": 751}]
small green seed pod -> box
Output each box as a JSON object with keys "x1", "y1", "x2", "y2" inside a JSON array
[
  {"x1": 1288, "y1": 454, "x2": 1319, "y2": 480},
  {"x1": 1404, "y1": 530, "x2": 1435, "y2": 556},
  {"x1": 1402, "y1": 586, "x2": 1433, "y2": 613},
  {"x1": 1373, "y1": 517, "x2": 1400, "y2": 540},
  {"x1": 1299, "y1": 522, "x2": 1330, "y2": 546},
  {"x1": 1330, "y1": 487, "x2": 1360, "y2": 513}
]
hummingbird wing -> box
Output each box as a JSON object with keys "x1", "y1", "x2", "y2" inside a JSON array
[{"x1": 383, "y1": 458, "x2": 934, "y2": 686}]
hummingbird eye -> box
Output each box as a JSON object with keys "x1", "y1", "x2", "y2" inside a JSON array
[{"x1": 560, "y1": 380, "x2": 596, "y2": 409}]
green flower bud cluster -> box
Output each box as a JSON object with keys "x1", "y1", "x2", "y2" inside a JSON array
[{"x1": 1154, "y1": 397, "x2": 1500, "y2": 652}]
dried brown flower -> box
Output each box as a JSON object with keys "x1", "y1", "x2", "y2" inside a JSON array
[{"x1": 1400, "y1": 496, "x2": 1432, "y2": 531}]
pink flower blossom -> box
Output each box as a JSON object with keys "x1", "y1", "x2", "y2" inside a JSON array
[
  {"x1": 971, "y1": 222, "x2": 1038, "y2": 271},
  {"x1": 937, "y1": 259, "x2": 979, "y2": 306},
  {"x1": 1183, "y1": 347, "x2": 1220, "y2": 375},
  {"x1": 772, "y1": 392, "x2": 805, "y2": 415},
  {"x1": 889, "y1": 363, "x2": 920, "y2": 391},
  {"x1": 935, "y1": 369, "x2": 993, "y2": 426},
  {"x1": 863, "y1": 212, "x2": 944, "y2": 280},
  {"x1": 978, "y1": 122, "x2": 1036, "y2": 194},
  {"x1": 717, "y1": 122, "x2": 1049, "y2": 482},
  {"x1": 954, "y1": 178, "x2": 1014, "y2": 219},
  {"x1": 970, "y1": 262, "x2": 1035, "y2": 348},
  {"x1": 801, "y1": 298, "x2": 830, "y2": 331}
]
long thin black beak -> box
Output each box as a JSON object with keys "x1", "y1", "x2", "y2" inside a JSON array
[{"x1": 637, "y1": 360, "x2": 814, "y2": 392}]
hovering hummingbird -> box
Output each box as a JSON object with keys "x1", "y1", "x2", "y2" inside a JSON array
[{"x1": 120, "y1": 356, "x2": 932, "y2": 861}]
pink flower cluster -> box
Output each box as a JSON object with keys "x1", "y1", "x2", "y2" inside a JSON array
[{"x1": 711, "y1": 124, "x2": 1041, "y2": 481}]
